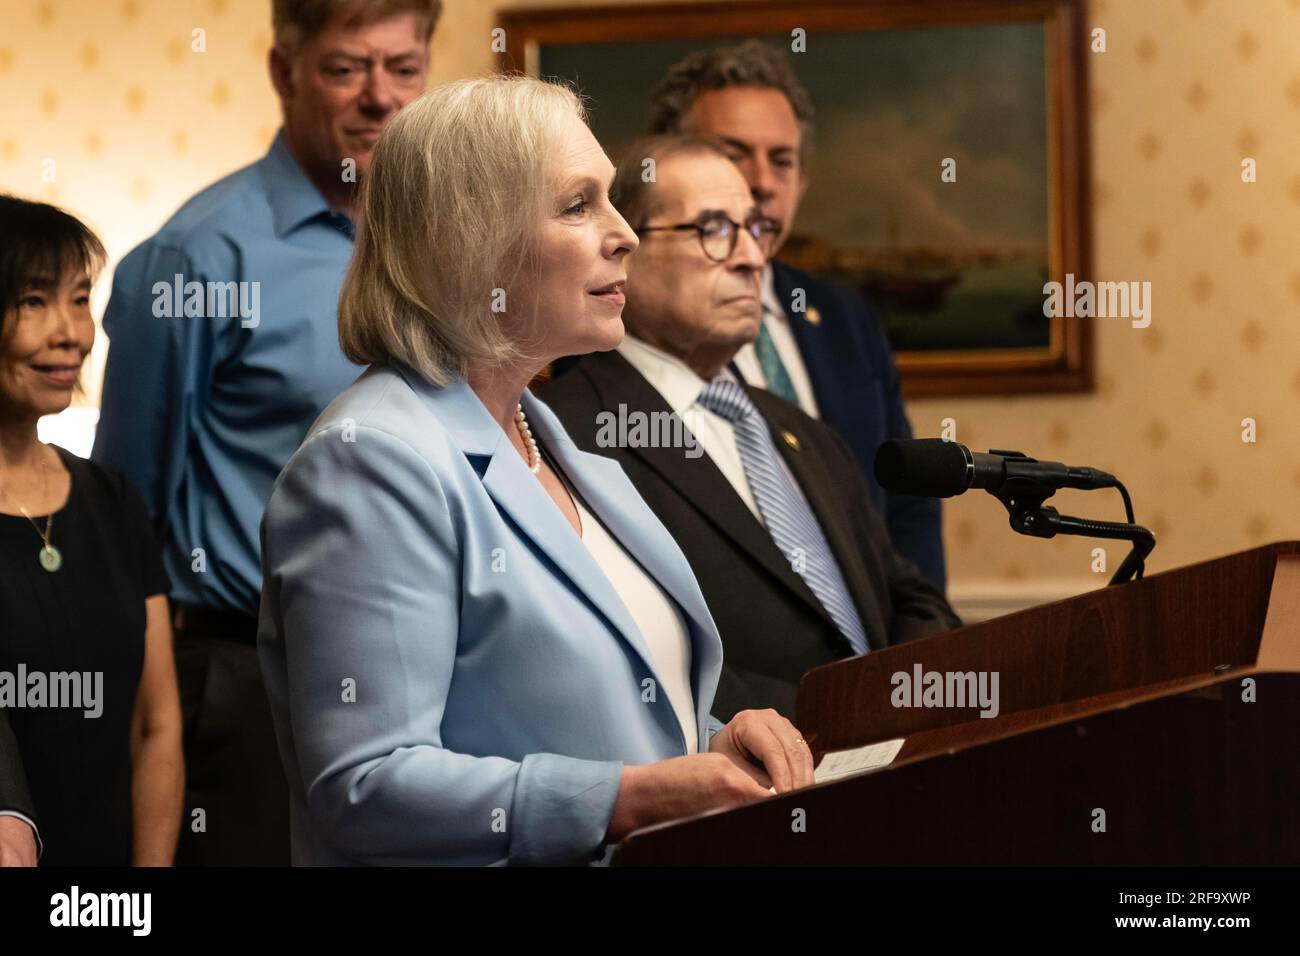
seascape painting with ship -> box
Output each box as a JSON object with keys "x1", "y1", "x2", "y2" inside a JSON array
[{"x1": 538, "y1": 20, "x2": 1053, "y2": 356}]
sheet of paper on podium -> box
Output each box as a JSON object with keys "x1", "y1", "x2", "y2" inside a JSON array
[
  {"x1": 769, "y1": 737, "x2": 907, "y2": 793},
  {"x1": 814, "y1": 737, "x2": 906, "y2": 783}
]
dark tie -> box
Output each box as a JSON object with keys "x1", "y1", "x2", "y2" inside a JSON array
[
  {"x1": 754, "y1": 318, "x2": 799, "y2": 404},
  {"x1": 696, "y1": 377, "x2": 870, "y2": 655}
]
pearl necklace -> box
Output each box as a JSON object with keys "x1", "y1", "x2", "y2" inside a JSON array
[{"x1": 515, "y1": 403, "x2": 540, "y2": 474}]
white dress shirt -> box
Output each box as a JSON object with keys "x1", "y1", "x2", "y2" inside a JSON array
[
  {"x1": 731, "y1": 263, "x2": 822, "y2": 418},
  {"x1": 566, "y1": 480, "x2": 698, "y2": 754},
  {"x1": 616, "y1": 334, "x2": 811, "y2": 524}
]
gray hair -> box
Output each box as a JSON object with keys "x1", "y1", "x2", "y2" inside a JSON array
[
  {"x1": 609, "y1": 134, "x2": 734, "y2": 229},
  {"x1": 649, "y1": 39, "x2": 815, "y2": 166}
]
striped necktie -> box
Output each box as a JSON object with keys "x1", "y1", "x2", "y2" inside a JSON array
[{"x1": 696, "y1": 377, "x2": 871, "y2": 655}]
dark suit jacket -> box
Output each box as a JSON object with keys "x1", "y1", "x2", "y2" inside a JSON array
[
  {"x1": 0, "y1": 706, "x2": 38, "y2": 827},
  {"x1": 537, "y1": 349, "x2": 961, "y2": 723},
  {"x1": 768, "y1": 259, "x2": 947, "y2": 590}
]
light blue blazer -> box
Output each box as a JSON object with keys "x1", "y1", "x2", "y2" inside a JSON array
[{"x1": 257, "y1": 362, "x2": 726, "y2": 866}]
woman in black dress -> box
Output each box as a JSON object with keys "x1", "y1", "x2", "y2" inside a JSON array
[{"x1": 0, "y1": 196, "x2": 183, "y2": 866}]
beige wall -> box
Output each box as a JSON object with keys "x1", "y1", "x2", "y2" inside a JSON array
[{"x1": 2, "y1": 0, "x2": 1297, "y2": 610}]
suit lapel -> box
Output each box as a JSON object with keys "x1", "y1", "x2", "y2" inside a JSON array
[
  {"x1": 772, "y1": 260, "x2": 839, "y2": 421},
  {"x1": 525, "y1": 392, "x2": 723, "y2": 745},
  {"x1": 578, "y1": 351, "x2": 838, "y2": 633},
  {"x1": 753, "y1": 388, "x2": 890, "y2": 652},
  {"x1": 396, "y1": 366, "x2": 682, "y2": 726},
  {"x1": 531, "y1": 413, "x2": 714, "y2": 640},
  {"x1": 480, "y1": 433, "x2": 679, "y2": 709}
]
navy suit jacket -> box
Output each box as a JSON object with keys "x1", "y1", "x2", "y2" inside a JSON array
[{"x1": 767, "y1": 259, "x2": 946, "y2": 590}]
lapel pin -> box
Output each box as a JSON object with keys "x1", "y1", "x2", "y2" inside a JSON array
[
  {"x1": 804, "y1": 306, "x2": 822, "y2": 326},
  {"x1": 782, "y1": 430, "x2": 801, "y2": 451}
]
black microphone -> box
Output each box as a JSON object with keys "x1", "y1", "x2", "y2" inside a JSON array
[{"x1": 874, "y1": 439, "x2": 1117, "y2": 498}]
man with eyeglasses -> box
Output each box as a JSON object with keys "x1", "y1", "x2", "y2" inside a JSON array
[
  {"x1": 92, "y1": 0, "x2": 442, "y2": 865},
  {"x1": 644, "y1": 40, "x2": 948, "y2": 594},
  {"x1": 539, "y1": 136, "x2": 960, "y2": 723}
]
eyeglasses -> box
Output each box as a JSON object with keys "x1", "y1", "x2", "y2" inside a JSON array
[{"x1": 637, "y1": 213, "x2": 780, "y2": 262}]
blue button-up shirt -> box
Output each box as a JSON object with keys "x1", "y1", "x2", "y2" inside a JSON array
[{"x1": 93, "y1": 131, "x2": 362, "y2": 615}]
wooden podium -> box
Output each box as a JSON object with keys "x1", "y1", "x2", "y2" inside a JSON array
[{"x1": 611, "y1": 542, "x2": 1300, "y2": 865}]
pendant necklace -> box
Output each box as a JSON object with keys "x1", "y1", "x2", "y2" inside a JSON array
[{"x1": 0, "y1": 448, "x2": 62, "y2": 572}]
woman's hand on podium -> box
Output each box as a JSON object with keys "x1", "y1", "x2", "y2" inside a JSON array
[
  {"x1": 708, "y1": 708, "x2": 815, "y2": 794},
  {"x1": 603, "y1": 710, "x2": 815, "y2": 844},
  {"x1": 604, "y1": 753, "x2": 771, "y2": 843}
]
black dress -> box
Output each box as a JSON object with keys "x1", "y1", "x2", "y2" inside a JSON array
[{"x1": 0, "y1": 444, "x2": 170, "y2": 865}]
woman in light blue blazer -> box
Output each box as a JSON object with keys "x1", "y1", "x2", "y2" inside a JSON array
[{"x1": 257, "y1": 75, "x2": 814, "y2": 865}]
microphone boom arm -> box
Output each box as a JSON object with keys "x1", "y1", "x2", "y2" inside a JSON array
[{"x1": 990, "y1": 472, "x2": 1156, "y2": 586}]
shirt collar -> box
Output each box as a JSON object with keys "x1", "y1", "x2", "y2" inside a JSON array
[
  {"x1": 388, "y1": 362, "x2": 505, "y2": 457},
  {"x1": 616, "y1": 335, "x2": 739, "y2": 413},
  {"x1": 760, "y1": 263, "x2": 785, "y2": 325},
  {"x1": 260, "y1": 129, "x2": 349, "y2": 239}
]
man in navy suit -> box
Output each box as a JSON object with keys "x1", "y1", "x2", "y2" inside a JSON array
[{"x1": 648, "y1": 40, "x2": 947, "y2": 589}]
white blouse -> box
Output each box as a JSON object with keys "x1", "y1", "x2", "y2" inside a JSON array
[{"x1": 568, "y1": 489, "x2": 698, "y2": 754}]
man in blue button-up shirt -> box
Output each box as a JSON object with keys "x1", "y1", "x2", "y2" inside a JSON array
[{"x1": 92, "y1": 0, "x2": 442, "y2": 865}]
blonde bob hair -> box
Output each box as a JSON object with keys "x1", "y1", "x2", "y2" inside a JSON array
[{"x1": 339, "y1": 74, "x2": 585, "y2": 385}]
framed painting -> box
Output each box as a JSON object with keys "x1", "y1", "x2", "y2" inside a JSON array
[{"x1": 497, "y1": 0, "x2": 1092, "y2": 397}]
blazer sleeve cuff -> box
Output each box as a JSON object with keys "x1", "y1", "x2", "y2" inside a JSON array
[
  {"x1": 706, "y1": 714, "x2": 725, "y2": 742},
  {"x1": 508, "y1": 753, "x2": 624, "y2": 866}
]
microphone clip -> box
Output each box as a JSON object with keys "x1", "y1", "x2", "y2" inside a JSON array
[{"x1": 987, "y1": 458, "x2": 1156, "y2": 586}]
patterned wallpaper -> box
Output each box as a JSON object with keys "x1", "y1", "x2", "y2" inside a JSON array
[
  {"x1": 1, "y1": 0, "x2": 1297, "y2": 610},
  {"x1": 919, "y1": 0, "x2": 1300, "y2": 609}
]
